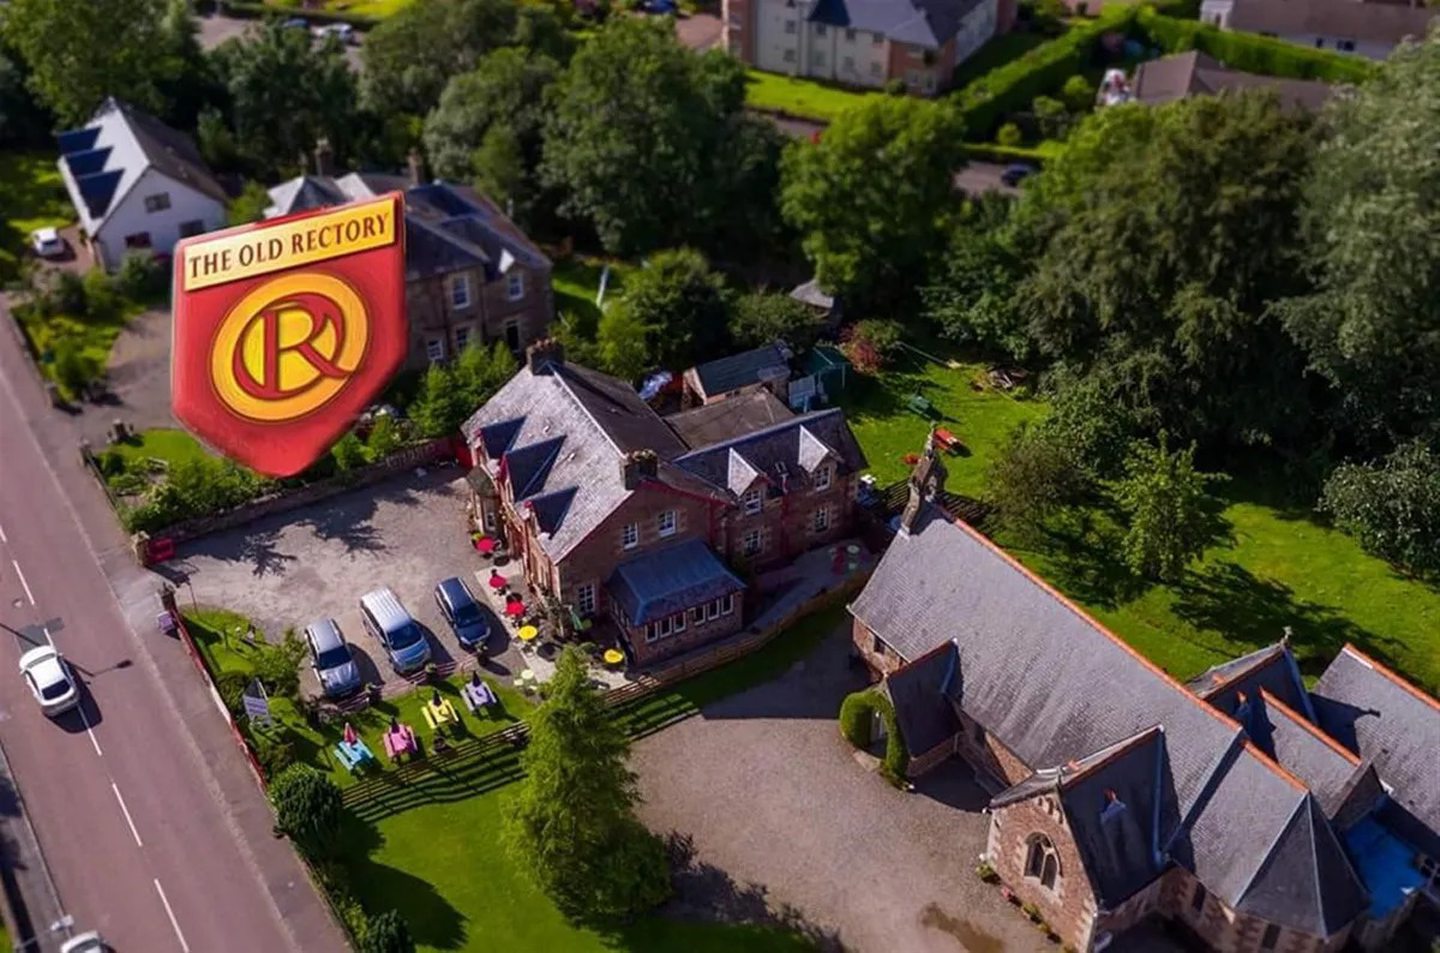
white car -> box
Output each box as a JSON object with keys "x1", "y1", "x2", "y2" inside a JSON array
[
  {"x1": 30, "y1": 227, "x2": 65, "y2": 259},
  {"x1": 60, "y1": 932, "x2": 106, "y2": 953},
  {"x1": 19, "y1": 646, "x2": 79, "y2": 717},
  {"x1": 314, "y1": 23, "x2": 356, "y2": 44}
]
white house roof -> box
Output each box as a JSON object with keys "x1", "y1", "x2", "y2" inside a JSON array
[{"x1": 55, "y1": 98, "x2": 225, "y2": 233}]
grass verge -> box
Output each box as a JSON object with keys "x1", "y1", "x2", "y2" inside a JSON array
[
  {"x1": 743, "y1": 69, "x2": 875, "y2": 123},
  {"x1": 0, "y1": 152, "x2": 71, "y2": 286}
]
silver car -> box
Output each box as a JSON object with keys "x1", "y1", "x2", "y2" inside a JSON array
[
  {"x1": 304, "y1": 618, "x2": 361, "y2": 698},
  {"x1": 19, "y1": 646, "x2": 79, "y2": 717}
]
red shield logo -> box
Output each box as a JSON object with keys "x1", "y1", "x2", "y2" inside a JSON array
[{"x1": 172, "y1": 194, "x2": 407, "y2": 477}]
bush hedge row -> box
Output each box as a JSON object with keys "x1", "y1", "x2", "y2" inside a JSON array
[
  {"x1": 838, "y1": 688, "x2": 909, "y2": 781},
  {"x1": 1134, "y1": 8, "x2": 1377, "y2": 83}
]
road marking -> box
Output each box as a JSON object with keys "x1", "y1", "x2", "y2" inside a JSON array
[
  {"x1": 0, "y1": 520, "x2": 7, "y2": 543},
  {"x1": 153, "y1": 879, "x2": 190, "y2": 953},
  {"x1": 40, "y1": 625, "x2": 52, "y2": 648},
  {"x1": 11, "y1": 561, "x2": 33, "y2": 606},
  {"x1": 111, "y1": 782, "x2": 142, "y2": 847},
  {"x1": 78, "y1": 706, "x2": 102, "y2": 757}
]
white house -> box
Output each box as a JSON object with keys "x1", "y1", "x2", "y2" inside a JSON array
[
  {"x1": 1200, "y1": 0, "x2": 1437, "y2": 59},
  {"x1": 56, "y1": 98, "x2": 227, "y2": 269}
]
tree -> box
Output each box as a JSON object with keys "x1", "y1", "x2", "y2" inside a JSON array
[
  {"x1": 921, "y1": 193, "x2": 1028, "y2": 359},
  {"x1": 212, "y1": 23, "x2": 358, "y2": 177},
  {"x1": 360, "y1": 0, "x2": 520, "y2": 118},
  {"x1": 268, "y1": 766, "x2": 346, "y2": 859},
  {"x1": 330, "y1": 431, "x2": 367, "y2": 471},
  {"x1": 542, "y1": 18, "x2": 781, "y2": 256},
  {"x1": 3, "y1": 0, "x2": 172, "y2": 124},
  {"x1": 51, "y1": 340, "x2": 100, "y2": 400},
  {"x1": 780, "y1": 96, "x2": 963, "y2": 309},
  {"x1": 0, "y1": 46, "x2": 52, "y2": 146},
  {"x1": 987, "y1": 422, "x2": 1086, "y2": 538},
  {"x1": 730, "y1": 292, "x2": 825, "y2": 350},
  {"x1": 502, "y1": 647, "x2": 670, "y2": 919},
  {"x1": 1060, "y1": 74, "x2": 1093, "y2": 112},
  {"x1": 1018, "y1": 94, "x2": 1317, "y2": 450},
  {"x1": 614, "y1": 248, "x2": 731, "y2": 370},
  {"x1": 360, "y1": 911, "x2": 415, "y2": 953},
  {"x1": 453, "y1": 340, "x2": 517, "y2": 408},
  {"x1": 1320, "y1": 441, "x2": 1440, "y2": 575},
  {"x1": 1280, "y1": 37, "x2": 1440, "y2": 446},
  {"x1": 596, "y1": 303, "x2": 652, "y2": 382},
  {"x1": 1113, "y1": 434, "x2": 1221, "y2": 583},
  {"x1": 1032, "y1": 95, "x2": 1070, "y2": 140},
  {"x1": 366, "y1": 415, "x2": 402, "y2": 458},
  {"x1": 227, "y1": 181, "x2": 272, "y2": 227},
  {"x1": 410, "y1": 364, "x2": 469, "y2": 438},
  {"x1": 423, "y1": 50, "x2": 559, "y2": 221}
]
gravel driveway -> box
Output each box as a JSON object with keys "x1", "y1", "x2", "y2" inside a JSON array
[{"x1": 631, "y1": 625, "x2": 1050, "y2": 953}]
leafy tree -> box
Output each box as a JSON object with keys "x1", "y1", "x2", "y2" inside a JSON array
[
  {"x1": 596, "y1": 303, "x2": 653, "y2": 382},
  {"x1": 1060, "y1": 74, "x2": 1093, "y2": 112},
  {"x1": 730, "y1": 291, "x2": 825, "y2": 350},
  {"x1": 840, "y1": 318, "x2": 904, "y2": 374},
  {"x1": 360, "y1": 0, "x2": 520, "y2": 118},
  {"x1": 360, "y1": 911, "x2": 415, "y2": 953},
  {"x1": 410, "y1": 364, "x2": 469, "y2": 438},
  {"x1": 227, "y1": 181, "x2": 272, "y2": 227},
  {"x1": 366, "y1": 415, "x2": 402, "y2": 459},
  {"x1": 988, "y1": 422, "x2": 1086, "y2": 538},
  {"x1": 0, "y1": 46, "x2": 52, "y2": 146},
  {"x1": 3, "y1": 0, "x2": 172, "y2": 124},
  {"x1": 615, "y1": 248, "x2": 730, "y2": 370},
  {"x1": 542, "y1": 18, "x2": 782, "y2": 256},
  {"x1": 1280, "y1": 37, "x2": 1440, "y2": 445},
  {"x1": 51, "y1": 340, "x2": 100, "y2": 400},
  {"x1": 780, "y1": 96, "x2": 963, "y2": 309},
  {"x1": 423, "y1": 50, "x2": 559, "y2": 221},
  {"x1": 997, "y1": 122, "x2": 1022, "y2": 147},
  {"x1": 330, "y1": 432, "x2": 367, "y2": 471},
  {"x1": 1018, "y1": 94, "x2": 1316, "y2": 450},
  {"x1": 1032, "y1": 94, "x2": 1070, "y2": 140},
  {"x1": 502, "y1": 647, "x2": 670, "y2": 919},
  {"x1": 1113, "y1": 433, "x2": 1221, "y2": 582},
  {"x1": 1320, "y1": 441, "x2": 1440, "y2": 575},
  {"x1": 269, "y1": 766, "x2": 346, "y2": 859},
  {"x1": 212, "y1": 23, "x2": 359, "y2": 177},
  {"x1": 921, "y1": 194, "x2": 1027, "y2": 358},
  {"x1": 453, "y1": 341, "x2": 517, "y2": 408}
]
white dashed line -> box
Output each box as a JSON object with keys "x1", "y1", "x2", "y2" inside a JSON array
[
  {"x1": 11, "y1": 560, "x2": 33, "y2": 606},
  {"x1": 0, "y1": 520, "x2": 8, "y2": 543},
  {"x1": 111, "y1": 782, "x2": 142, "y2": 847},
  {"x1": 79, "y1": 707, "x2": 102, "y2": 757},
  {"x1": 153, "y1": 879, "x2": 190, "y2": 953},
  {"x1": 41, "y1": 625, "x2": 52, "y2": 648}
]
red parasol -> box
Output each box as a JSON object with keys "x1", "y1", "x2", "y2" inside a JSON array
[
  {"x1": 476, "y1": 536, "x2": 496, "y2": 555},
  {"x1": 343, "y1": 722, "x2": 358, "y2": 745},
  {"x1": 489, "y1": 572, "x2": 507, "y2": 591},
  {"x1": 504, "y1": 601, "x2": 525, "y2": 618}
]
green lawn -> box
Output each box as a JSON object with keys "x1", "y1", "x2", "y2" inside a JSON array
[
  {"x1": 743, "y1": 69, "x2": 875, "y2": 123},
  {"x1": 0, "y1": 151, "x2": 72, "y2": 285},
  {"x1": 835, "y1": 346, "x2": 1440, "y2": 694},
  {"x1": 112, "y1": 428, "x2": 210, "y2": 468},
  {"x1": 551, "y1": 255, "x2": 635, "y2": 336},
  {"x1": 265, "y1": 0, "x2": 413, "y2": 17}
]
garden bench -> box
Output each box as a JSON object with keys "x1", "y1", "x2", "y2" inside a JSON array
[{"x1": 907, "y1": 393, "x2": 934, "y2": 418}]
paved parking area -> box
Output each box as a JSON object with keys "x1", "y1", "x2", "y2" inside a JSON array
[
  {"x1": 166, "y1": 468, "x2": 515, "y2": 693},
  {"x1": 631, "y1": 626, "x2": 1050, "y2": 953}
]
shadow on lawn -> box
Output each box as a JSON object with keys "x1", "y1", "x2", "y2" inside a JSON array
[{"x1": 337, "y1": 816, "x2": 466, "y2": 950}]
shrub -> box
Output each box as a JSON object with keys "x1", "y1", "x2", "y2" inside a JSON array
[
  {"x1": 215, "y1": 671, "x2": 250, "y2": 713},
  {"x1": 330, "y1": 432, "x2": 367, "y2": 471},
  {"x1": 254, "y1": 630, "x2": 306, "y2": 698},
  {"x1": 837, "y1": 689, "x2": 908, "y2": 781},
  {"x1": 115, "y1": 251, "x2": 166, "y2": 301},
  {"x1": 81, "y1": 268, "x2": 121, "y2": 324},
  {"x1": 366, "y1": 415, "x2": 402, "y2": 459},
  {"x1": 51, "y1": 340, "x2": 101, "y2": 399},
  {"x1": 95, "y1": 448, "x2": 128, "y2": 478},
  {"x1": 1134, "y1": 8, "x2": 1375, "y2": 83},
  {"x1": 884, "y1": 78, "x2": 907, "y2": 96},
  {"x1": 269, "y1": 765, "x2": 347, "y2": 859},
  {"x1": 840, "y1": 319, "x2": 904, "y2": 374},
  {"x1": 361, "y1": 910, "x2": 416, "y2": 953},
  {"x1": 997, "y1": 121, "x2": 1023, "y2": 147},
  {"x1": 1320, "y1": 440, "x2": 1440, "y2": 575},
  {"x1": 252, "y1": 731, "x2": 298, "y2": 777},
  {"x1": 976, "y1": 860, "x2": 999, "y2": 883},
  {"x1": 1060, "y1": 74, "x2": 1093, "y2": 111},
  {"x1": 42, "y1": 270, "x2": 87, "y2": 317},
  {"x1": 1022, "y1": 901, "x2": 1042, "y2": 922}
]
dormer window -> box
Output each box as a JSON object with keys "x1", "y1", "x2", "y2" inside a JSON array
[{"x1": 814, "y1": 465, "x2": 832, "y2": 492}]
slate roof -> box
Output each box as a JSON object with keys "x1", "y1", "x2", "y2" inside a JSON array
[
  {"x1": 1245, "y1": 690, "x2": 1359, "y2": 814},
  {"x1": 265, "y1": 174, "x2": 550, "y2": 282},
  {"x1": 461, "y1": 357, "x2": 704, "y2": 561},
  {"x1": 1188, "y1": 642, "x2": 1314, "y2": 722},
  {"x1": 685, "y1": 344, "x2": 791, "y2": 401},
  {"x1": 1226, "y1": 0, "x2": 1437, "y2": 46},
  {"x1": 1131, "y1": 51, "x2": 1334, "y2": 112},
  {"x1": 850, "y1": 504, "x2": 1369, "y2": 933},
  {"x1": 673, "y1": 408, "x2": 868, "y2": 496},
  {"x1": 56, "y1": 98, "x2": 225, "y2": 229},
  {"x1": 1312, "y1": 646, "x2": 1440, "y2": 857},
  {"x1": 885, "y1": 642, "x2": 961, "y2": 757},
  {"x1": 608, "y1": 539, "x2": 744, "y2": 626},
  {"x1": 664, "y1": 389, "x2": 795, "y2": 449},
  {"x1": 807, "y1": 0, "x2": 989, "y2": 49}
]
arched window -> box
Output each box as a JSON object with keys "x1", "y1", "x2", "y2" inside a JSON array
[{"x1": 1025, "y1": 834, "x2": 1060, "y2": 890}]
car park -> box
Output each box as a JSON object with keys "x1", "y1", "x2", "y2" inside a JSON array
[
  {"x1": 359, "y1": 587, "x2": 431, "y2": 674},
  {"x1": 303, "y1": 618, "x2": 361, "y2": 697},
  {"x1": 434, "y1": 577, "x2": 490, "y2": 651},
  {"x1": 19, "y1": 646, "x2": 80, "y2": 717},
  {"x1": 31, "y1": 227, "x2": 65, "y2": 259}
]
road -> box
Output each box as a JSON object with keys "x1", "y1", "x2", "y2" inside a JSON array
[
  {"x1": 195, "y1": 11, "x2": 364, "y2": 70},
  {"x1": 0, "y1": 309, "x2": 347, "y2": 951}
]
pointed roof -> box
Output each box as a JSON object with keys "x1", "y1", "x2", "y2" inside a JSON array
[
  {"x1": 1247, "y1": 690, "x2": 1359, "y2": 814},
  {"x1": 684, "y1": 343, "x2": 791, "y2": 401},
  {"x1": 884, "y1": 642, "x2": 961, "y2": 757},
  {"x1": 663, "y1": 389, "x2": 794, "y2": 449},
  {"x1": 673, "y1": 408, "x2": 867, "y2": 498},
  {"x1": 1188, "y1": 641, "x2": 1313, "y2": 721},
  {"x1": 607, "y1": 539, "x2": 744, "y2": 627}
]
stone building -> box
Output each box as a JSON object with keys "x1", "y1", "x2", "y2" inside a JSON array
[
  {"x1": 846, "y1": 437, "x2": 1439, "y2": 952},
  {"x1": 461, "y1": 342, "x2": 867, "y2": 667}
]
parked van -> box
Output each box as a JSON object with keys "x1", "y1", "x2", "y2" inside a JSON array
[{"x1": 359, "y1": 587, "x2": 431, "y2": 674}]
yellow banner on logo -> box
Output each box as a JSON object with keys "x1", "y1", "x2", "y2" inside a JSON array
[{"x1": 181, "y1": 197, "x2": 398, "y2": 292}]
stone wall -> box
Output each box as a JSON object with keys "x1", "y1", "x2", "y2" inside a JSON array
[{"x1": 989, "y1": 791, "x2": 1100, "y2": 948}]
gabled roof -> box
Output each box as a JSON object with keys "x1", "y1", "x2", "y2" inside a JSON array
[
  {"x1": 1131, "y1": 51, "x2": 1334, "y2": 112},
  {"x1": 673, "y1": 408, "x2": 868, "y2": 498},
  {"x1": 807, "y1": 0, "x2": 989, "y2": 49},
  {"x1": 607, "y1": 539, "x2": 744, "y2": 626},
  {"x1": 1227, "y1": 0, "x2": 1436, "y2": 46},
  {"x1": 57, "y1": 98, "x2": 225, "y2": 230},
  {"x1": 1189, "y1": 641, "x2": 1313, "y2": 721},
  {"x1": 685, "y1": 344, "x2": 791, "y2": 401},
  {"x1": 850, "y1": 504, "x2": 1369, "y2": 933},
  {"x1": 663, "y1": 389, "x2": 794, "y2": 449},
  {"x1": 884, "y1": 642, "x2": 961, "y2": 756},
  {"x1": 462, "y1": 357, "x2": 713, "y2": 560},
  {"x1": 1312, "y1": 645, "x2": 1440, "y2": 856},
  {"x1": 1245, "y1": 690, "x2": 1360, "y2": 820}
]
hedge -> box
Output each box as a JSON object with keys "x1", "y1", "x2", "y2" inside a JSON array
[
  {"x1": 959, "y1": 140, "x2": 1064, "y2": 165},
  {"x1": 839, "y1": 689, "x2": 909, "y2": 781},
  {"x1": 1134, "y1": 8, "x2": 1377, "y2": 83},
  {"x1": 955, "y1": 6, "x2": 1139, "y2": 140}
]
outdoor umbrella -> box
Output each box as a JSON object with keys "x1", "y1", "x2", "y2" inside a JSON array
[
  {"x1": 505, "y1": 600, "x2": 526, "y2": 619},
  {"x1": 343, "y1": 722, "x2": 358, "y2": 745}
]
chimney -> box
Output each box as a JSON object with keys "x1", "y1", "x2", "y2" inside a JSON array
[
  {"x1": 314, "y1": 137, "x2": 334, "y2": 177},
  {"x1": 621, "y1": 450, "x2": 658, "y2": 490},
  {"x1": 525, "y1": 338, "x2": 565, "y2": 374},
  {"x1": 898, "y1": 429, "x2": 949, "y2": 535},
  {"x1": 407, "y1": 148, "x2": 426, "y2": 188}
]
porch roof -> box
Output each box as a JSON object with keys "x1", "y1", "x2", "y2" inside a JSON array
[{"x1": 607, "y1": 539, "x2": 744, "y2": 627}]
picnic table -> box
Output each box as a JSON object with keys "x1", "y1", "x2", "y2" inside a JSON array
[
  {"x1": 334, "y1": 739, "x2": 376, "y2": 773},
  {"x1": 934, "y1": 427, "x2": 963, "y2": 453},
  {"x1": 383, "y1": 724, "x2": 418, "y2": 761},
  {"x1": 907, "y1": 393, "x2": 934, "y2": 418},
  {"x1": 422, "y1": 697, "x2": 459, "y2": 731},
  {"x1": 461, "y1": 678, "x2": 498, "y2": 714}
]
